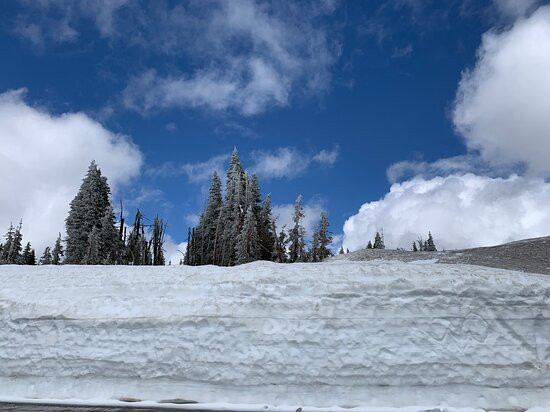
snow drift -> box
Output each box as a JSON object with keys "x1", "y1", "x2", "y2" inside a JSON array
[{"x1": 0, "y1": 261, "x2": 549, "y2": 410}]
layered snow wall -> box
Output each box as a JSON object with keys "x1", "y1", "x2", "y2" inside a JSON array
[{"x1": 0, "y1": 261, "x2": 549, "y2": 410}]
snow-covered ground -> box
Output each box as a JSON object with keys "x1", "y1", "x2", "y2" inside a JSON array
[{"x1": 0, "y1": 261, "x2": 549, "y2": 411}]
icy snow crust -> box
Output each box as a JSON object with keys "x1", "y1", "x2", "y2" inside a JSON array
[{"x1": 0, "y1": 261, "x2": 549, "y2": 410}]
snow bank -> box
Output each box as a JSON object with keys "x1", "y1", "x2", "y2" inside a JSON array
[{"x1": 0, "y1": 261, "x2": 549, "y2": 410}]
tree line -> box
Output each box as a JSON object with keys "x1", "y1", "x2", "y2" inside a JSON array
[{"x1": 184, "y1": 149, "x2": 333, "y2": 266}]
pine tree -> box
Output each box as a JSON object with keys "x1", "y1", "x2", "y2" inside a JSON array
[
  {"x1": 83, "y1": 226, "x2": 100, "y2": 265},
  {"x1": 0, "y1": 223, "x2": 15, "y2": 263},
  {"x1": 426, "y1": 232, "x2": 437, "y2": 252},
  {"x1": 367, "y1": 240, "x2": 373, "y2": 249},
  {"x1": 22, "y1": 242, "x2": 35, "y2": 265},
  {"x1": 312, "y1": 212, "x2": 332, "y2": 261},
  {"x1": 98, "y1": 205, "x2": 120, "y2": 264},
  {"x1": 196, "y1": 172, "x2": 223, "y2": 265},
  {"x1": 40, "y1": 246, "x2": 53, "y2": 265},
  {"x1": 274, "y1": 225, "x2": 288, "y2": 263},
  {"x1": 338, "y1": 246, "x2": 344, "y2": 255},
  {"x1": 65, "y1": 161, "x2": 113, "y2": 264},
  {"x1": 184, "y1": 227, "x2": 191, "y2": 265},
  {"x1": 220, "y1": 148, "x2": 247, "y2": 266},
  {"x1": 235, "y1": 205, "x2": 261, "y2": 264},
  {"x1": 412, "y1": 241, "x2": 418, "y2": 252},
  {"x1": 373, "y1": 232, "x2": 385, "y2": 249},
  {"x1": 258, "y1": 194, "x2": 276, "y2": 261},
  {"x1": 51, "y1": 233, "x2": 64, "y2": 265},
  {"x1": 288, "y1": 195, "x2": 306, "y2": 263},
  {"x1": 7, "y1": 220, "x2": 23, "y2": 264}
]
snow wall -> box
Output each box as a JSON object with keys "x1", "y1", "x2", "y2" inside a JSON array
[{"x1": 0, "y1": 261, "x2": 549, "y2": 410}]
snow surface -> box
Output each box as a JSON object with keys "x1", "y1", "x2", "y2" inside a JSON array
[{"x1": 0, "y1": 261, "x2": 549, "y2": 411}]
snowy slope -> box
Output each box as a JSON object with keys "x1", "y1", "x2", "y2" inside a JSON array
[{"x1": 0, "y1": 261, "x2": 549, "y2": 410}]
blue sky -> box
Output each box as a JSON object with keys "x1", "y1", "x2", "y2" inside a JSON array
[{"x1": 1, "y1": 0, "x2": 550, "y2": 259}]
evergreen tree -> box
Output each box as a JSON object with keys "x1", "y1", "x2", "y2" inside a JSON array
[
  {"x1": 258, "y1": 194, "x2": 276, "y2": 261},
  {"x1": 346, "y1": 248, "x2": 350, "y2": 254},
  {"x1": 274, "y1": 224, "x2": 288, "y2": 263},
  {"x1": 22, "y1": 242, "x2": 35, "y2": 265},
  {"x1": 51, "y1": 233, "x2": 64, "y2": 265},
  {"x1": 83, "y1": 226, "x2": 100, "y2": 265},
  {"x1": 235, "y1": 205, "x2": 261, "y2": 264},
  {"x1": 125, "y1": 210, "x2": 150, "y2": 265},
  {"x1": 0, "y1": 223, "x2": 15, "y2": 263},
  {"x1": 196, "y1": 172, "x2": 223, "y2": 265},
  {"x1": 288, "y1": 195, "x2": 306, "y2": 263},
  {"x1": 40, "y1": 246, "x2": 53, "y2": 265},
  {"x1": 373, "y1": 231, "x2": 385, "y2": 249},
  {"x1": 98, "y1": 205, "x2": 120, "y2": 264},
  {"x1": 7, "y1": 220, "x2": 23, "y2": 264},
  {"x1": 184, "y1": 227, "x2": 191, "y2": 265},
  {"x1": 367, "y1": 240, "x2": 373, "y2": 249},
  {"x1": 65, "y1": 161, "x2": 113, "y2": 264},
  {"x1": 338, "y1": 246, "x2": 344, "y2": 255},
  {"x1": 412, "y1": 241, "x2": 418, "y2": 252},
  {"x1": 220, "y1": 148, "x2": 247, "y2": 266},
  {"x1": 426, "y1": 232, "x2": 437, "y2": 252},
  {"x1": 312, "y1": 212, "x2": 332, "y2": 261}
]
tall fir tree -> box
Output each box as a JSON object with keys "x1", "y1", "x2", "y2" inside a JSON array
[
  {"x1": 40, "y1": 246, "x2": 53, "y2": 265},
  {"x1": 312, "y1": 212, "x2": 333, "y2": 262},
  {"x1": 51, "y1": 233, "x2": 64, "y2": 265},
  {"x1": 197, "y1": 172, "x2": 223, "y2": 265},
  {"x1": 22, "y1": 242, "x2": 36, "y2": 265},
  {"x1": 288, "y1": 195, "x2": 306, "y2": 263},
  {"x1": 6, "y1": 220, "x2": 23, "y2": 264},
  {"x1": 258, "y1": 194, "x2": 276, "y2": 261},
  {"x1": 220, "y1": 148, "x2": 247, "y2": 266},
  {"x1": 0, "y1": 223, "x2": 15, "y2": 263},
  {"x1": 235, "y1": 205, "x2": 261, "y2": 265},
  {"x1": 65, "y1": 161, "x2": 113, "y2": 264},
  {"x1": 373, "y1": 232, "x2": 385, "y2": 249}
]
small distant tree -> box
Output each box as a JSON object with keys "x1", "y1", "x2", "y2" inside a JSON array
[
  {"x1": 288, "y1": 195, "x2": 306, "y2": 263},
  {"x1": 426, "y1": 232, "x2": 437, "y2": 252},
  {"x1": 51, "y1": 233, "x2": 64, "y2": 265},
  {"x1": 311, "y1": 212, "x2": 333, "y2": 262},
  {"x1": 366, "y1": 240, "x2": 373, "y2": 249},
  {"x1": 274, "y1": 225, "x2": 288, "y2": 263},
  {"x1": 346, "y1": 248, "x2": 350, "y2": 254},
  {"x1": 338, "y1": 246, "x2": 344, "y2": 255},
  {"x1": 373, "y1": 232, "x2": 385, "y2": 249},
  {"x1": 412, "y1": 241, "x2": 418, "y2": 252},
  {"x1": 40, "y1": 247, "x2": 53, "y2": 265}
]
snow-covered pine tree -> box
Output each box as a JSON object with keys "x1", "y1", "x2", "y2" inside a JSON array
[
  {"x1": 288, "y1": 195, "x2": 306, "y2": 263},
  {"x1": 258, "y1": 194, "x2": 276, "y2": 261},
  {"x1": 51, "y1": 233, "x2": 64, "y2": 265},
  {"x1": 426, "y1": 232, "x2": 437, "y2": 252},
  {"x1": 373, "y1": 232, "x2": 385, "y2": 249},
  {"x1": 367, "y1": 240, "x2": 373, "y2": 249},
  {"x1": 220, "y1": 148, "x2": 247, "y2": 266},
  {"x1": 65, "y1": 161, "x2": 113, "y2": 264},
  {"x1": 40, "y1": 246, "x2": 53, "y2": 265},
  {"x1": 313, "y1": 212, "x2": 332, "y2": 261},
  {"x1": 310, "y1": 229, "x2": 320, "y2": 262},
  {"x1": 5, "y1": 220, "x2": 23, "y2": 264},
  {"x1": 274, "y1": 224, "x2": 288, "y2": 263},
  {"x1": 196, "y1": 172, "x2": 223, "y2": 265},
  {"x1": 98, "y1": 205, "x2": 120, "y2": 264},
  {"x1": 0, "y1": 223, "x2": 15, "y2": 263},
  {"x1": 184, "y1": 227, "x2": 191, "y2": 265},
  {"x1": 412, "y1": 241, "x2": 418, "y2": 252},
  {"x1": 83, "y1": 226, "x2": 100, "y2": 265},
  {"x1": 338, "y1": 246, "x2": 344, "y2": 255},
  {"x1": 235, "y1": 205, "x2": 261, "y2": 265},
  {"x1": 29, "y1": 249, "x2": 36, "y2": 265}
]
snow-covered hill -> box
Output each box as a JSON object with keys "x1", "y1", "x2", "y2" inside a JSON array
[{"x1": 0, "y1": 261, "x2": 549, "y2": 411}]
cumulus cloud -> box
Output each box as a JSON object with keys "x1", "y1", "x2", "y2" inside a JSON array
[
  {"x1": 493, "y1": 0, "x2": 541, "y2": 18},
  {"x1": 343, "y1": 173, "x2": 550, "y2": 251},
  {"x1": 163, "y1": 235, "x2": 187, "y2": 266},
  {"x1": 453, "y1": 6, "x2": 550, "y2": 176},
  {"x1": 0, "y1": 89, "x2": 142, "y2": 254},
  {"x1": 251, "y1": 146, "x2": 339, "y2": 179}
]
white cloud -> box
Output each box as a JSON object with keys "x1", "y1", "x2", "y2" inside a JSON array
[
  {"x1": 493, "y1": 0, "x2": 540, "y2": 18},
  {"x1": 453, "y1": 6, "x2": 550, "y2": 177},
  {"x1": 147, "y1": 154, "x2": 229, "y2": 184},
  {"x1": 272, "y1": 201, "x2": 325, "y2": 238},
  {"x1": 0, "y1": 89, "x2": 143, "y2": 254},
  {"x1": 251, "y1": 146, "x2": 339, "y2": 179},
  {"x1": 163, "y1": 235, "x2": 187, "y2": 266},
  {"x1": 120, "y1": 1, "x2": 339, "y2": 115},
  {"x1": 343, "y1": 173, "x2": 550, "y2": 251}
]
